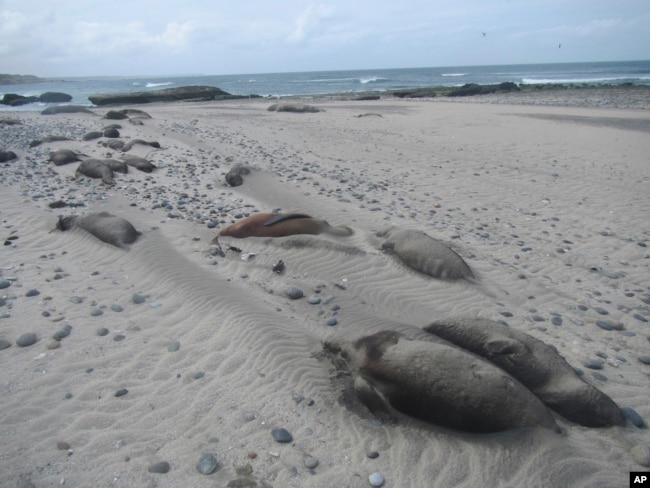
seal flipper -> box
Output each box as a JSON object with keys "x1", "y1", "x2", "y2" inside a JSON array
[
  {"x1": 354, "y1": 376, "x2": 397, "y2": 423},
  {"x1": 263, "y1": 213, "x2": 312, "y2": 226}
]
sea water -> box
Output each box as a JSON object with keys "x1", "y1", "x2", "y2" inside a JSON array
[{"x1": 1, "y1": 60, "x2": 649, "y2": 110}]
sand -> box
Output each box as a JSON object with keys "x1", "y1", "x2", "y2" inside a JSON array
[{"x1": 1, "y1": 90, "x2": 649, "y2": 487}]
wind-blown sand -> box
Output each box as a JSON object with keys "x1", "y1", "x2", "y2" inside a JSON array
[{"x1": 1, "y1": 92, "x2": 649, "y2": 487}]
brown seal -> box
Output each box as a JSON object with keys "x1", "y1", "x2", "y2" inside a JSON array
[
  {"x1": 324, "y1": 330, "x2": 560, "y2": 433},
  {"x1": 54, "y1": 212, "x2": 140, "y2": 249},
  {"x1": 49, "y1": 149, "x2": 83, "y2": 166},
  {"x1": 212, "y1": 212, "x2": 353, "y2": 255},
  {"x1": 121, "y1": 155, "x2": 157, "y2": 173},
  {"x1": 423, "y1": 318, "x2": 625, "y2": 427}
]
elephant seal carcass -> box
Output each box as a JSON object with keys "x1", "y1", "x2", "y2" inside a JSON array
[
  {"x1": 377, "y1": 228, "x2": 474, "y2": 280},
  {"x1": 324, "y1": 330, "x2": 560, "y2": 433},
  {"x1": 55, "y1": 212, "x2": 141, "y2": 249},
  {"x1": 423, "y1": 318, "x2": 625, "y2": 427},
  {"x1": 75, "y1": 159, "x2": 115, "y2": 185}
]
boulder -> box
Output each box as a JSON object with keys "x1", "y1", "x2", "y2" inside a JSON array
[
  {"x1": 39, "y1": 92, "x2": 73, "y2": 103},
  {"x1": 1, "y1": 94, "x2": 38, "y2": 106},
  {"x1": 89, "y1": 86, "x2": 233, "y2": 106}
]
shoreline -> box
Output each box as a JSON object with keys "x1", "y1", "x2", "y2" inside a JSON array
[{"x1": 1, "y1": 95, "x2": 649, "y2": 487}]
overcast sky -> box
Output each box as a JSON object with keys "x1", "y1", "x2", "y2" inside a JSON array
[{"x1": 1, "y1": 0, "x2": 649, "y2": 77}]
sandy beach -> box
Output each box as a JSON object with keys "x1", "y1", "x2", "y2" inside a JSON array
[{"x1": 1, "y1": 89, "x2": 649, "y2": 487}]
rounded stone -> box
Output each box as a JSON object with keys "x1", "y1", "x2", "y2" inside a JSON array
[
  {"x1": 196, "y1": 453, "x2": 218, "y2": 475},
  {"x1": 132, "y1": 293, "x2": 147, "y2": 304},
  {"x1": 324, "y1": 317, "x2": 337, "y2": 326},
  {"x1": 638, "y1": 355, "x2": 650, "y2": 365},
  {"x1": 90, "y1": 307, "x2": 104, "y2": 316},
  {"x1": 148, "y1": 461, "x2": 171, "y2": 474},
  {"x1": 16, "y1": 332, "x2": 37, "y2": 347},
  {"x1": 25, "y1": 289, "x2": 40, "y2": 297},
  {"x1": 271, "y1": 427, "x2": 293, "y2": 443},
  {"x1": 114, "y1": 388, "x2": 128, "y2": 397},
  {"x1": 0, "y1": 339, "x2": 12, "y2": 350},
  {"x1": 46, "y1": 340, "x2": 61, "y2": 350},
  {"x1": 111, "y1": 304, "x2": 124, "y2": 312},
  {"x1": 631, "y1": 445, "x2": 650, "y2": 467},
  {"x1": 97, "y1": 327, "x2": 109, "y2": 336},
  {"x1": 307, "y1": 296, "x2": 321, "y2": 305},
  {"x1": 551, "y1": 316, "x2": 563, "y2": 326},
  {"x1": 304, "y1": 457, "x2": 319, "y2": 469},
  {"x1": 369, "y1": 472, "x2": 385, "y2": 487},
  {"x1": 52, "y1": 324, "x2": 72, "y2": 341},
  {"x1": 56, "y1": 441, "x2": 71, "y2": 450},
  {"x1": 285, "y1": 286, "x2": 304, "y2": 300},
  {"x1": 583, "y1": 359, "x2": 604, "y2": 370},
  {"x1": 595, "y1": 320, "x2": 613, "y2": 331},
  {"x1": 167, "y1": 341, "x2": 181, "y2": 352},
  {"x1": 0, "y1": 278, "x2": 11, "y2": 289}
]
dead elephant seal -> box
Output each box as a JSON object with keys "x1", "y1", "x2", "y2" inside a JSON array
[
  {"x1": 225, "y1": 164, "x2": 251, "y2": 187},
  {"x1": 75, "y1": 159, "x2": 115, "y2": 185},
  {"x1": 49, "y1": 149, "x2": 83, "y2": 166},
  {"x1": 212, "y1": 212, "x2": 352, "y2": 255},
  {"x1": 267, "y1": 103, "x2": 321, "y2": 113},
  {"x1": 377, "y1": 227, "x2": 474, "y2": 280},
  {"x1": 0, "y1": 149, "x2": 18, "y2": 162},
  {"x1": 121, "y1": 155, "x2": 157, "y2": 173},
  {"x1": 324, "y1": 330, "x2": 560, "y2": 433},
  {"x1": 423, "y1": 318, "x2": 625, "y2": 427},
  {"x1": 54, "y1": 212, "x2": 140, "y2": 249},
  {"x1": 121, "y1": 139, "x2": 161, "y2": 152}
]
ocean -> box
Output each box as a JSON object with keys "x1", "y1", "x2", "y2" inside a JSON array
[{"x1": 1, "y1": 60, "x2": 649, "y2": 111}]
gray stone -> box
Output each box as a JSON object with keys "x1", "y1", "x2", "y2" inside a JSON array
[
  {"x1": 16, "y1": 333, "x2": 37, "y2": 347},
  {"x1": 196, "y1": 453, "x2": 219, "y2": 475}
]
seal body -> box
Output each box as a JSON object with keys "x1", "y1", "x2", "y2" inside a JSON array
[
  {"x1": 121, "y1": 155, "x2": 156, "y2": 173},
  {"x1": 75, "y1": 159, "x2": 115, "y2": 185},
  {"x1": 377, "y1": 228, "x2": 474, "y2": 280},
  {"x1": 324, "y1": 330, "x2": 560, "y2": 433},
  {"x1": 423, "y1": 318, "x2": 625, "y2": 427},
  {"x1": 56, "y1": 212, "x2": 140, "y2": 248},
  {"x1": 215, "y1": 213, "x2": 353, "y2": 244},
  {"x1": 49, "y1": 149, "x2": 81, "y2": 166},
  {"x1": 225, "y1": 164, "x2": 251, "y2": 187}
]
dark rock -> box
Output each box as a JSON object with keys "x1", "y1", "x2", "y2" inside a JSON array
[
  {"x1": 271, "y1": 427, "x2": 293, "y2": 443},
  {"x1": 39, "y1": 92, "x2": 72, "y2": 103},
  {"x1": 196, "y1": 453, "x2": 219, "y2": 475},
  {"x1": 90, "y1": 86, "x2": 233, "y2": 106},
  {"x1": 114, "y1": 388, "x2": 128, "y2": 397},
  {"x1": 102, "y1": 128, "x2": 120, "y2": 138},
  {"x1": 0, "y1": 149, "x2": 17, "y2": 162},
  {"x1": 622, "y1": 407, "x2": 647, "y2": 428},
  {"x1": 148, "y1": 461, "x2": 171, "y2": 474},
  {"x1": 52, "y1": 324, "x2": 72, "y2": 341},
  {"x1": 16, "y1": 332, "x2": 38, "y2": 347}
]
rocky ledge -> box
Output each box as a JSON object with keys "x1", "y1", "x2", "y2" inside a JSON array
[{"x1": 88, "y1": 85, "x2": 255, "y2": 106}]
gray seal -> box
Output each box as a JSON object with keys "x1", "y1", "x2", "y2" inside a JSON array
[
  {"x1": 423, "y1": 318, "x2": 625, "y2": 427},
  {"x1": 377, "y1": 227, "x2": 474, "y2": 280},
  {"x1": 55, "y1": 212, "x2": 141, "y2": 249},
  {"x1": 324, "y1": 330, "x2": 560, "y2": 433},
  {"x1": 75, "y1": 159, "x2": 115, "y2": 185},
  {"x1": 49, "y1": 149, "x2": 82, "y2": 166},
  {"x1": 121, "y1": 155, "x2": 156, "y2": 173}
]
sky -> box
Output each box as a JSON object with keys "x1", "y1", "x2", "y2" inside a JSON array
[{"x1": 1, "y1": 0, "x2": 649, "y2": 77}]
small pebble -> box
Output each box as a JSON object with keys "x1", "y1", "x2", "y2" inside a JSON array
[
  {"x1": 271, "y1": 427, "x2": 293, "y2": 443},
  {"x1": 630, "y1": 445, "x2": 650, "y2": 467},
  {"x1": 307, "y1": 296, "x2": 321, "y2": 305},
  {"x1": 0, "y1": 278, "x2": 11, "y2": 289},
  {"x1": 551, "y1": 316, "x2": 563, "y2": 326},
  {"x1": 97, "y1": 327, "x2": 109, "y2": 336},
  {"x1": 25, "y1": 289, "x2": 40, "y2": 297},
  {"x1": 114, "y1": 388, "x2": 128, "y2": 397},
  {"x1": 194, "y1": 371, "x2": 205, "y2": 379},
  {"x1": 369, "y1": 472, "x2": 385, "y2": 487},
  {"x1": 56, "y1": 441, "x2": 71, "y2": 450},
  {"x1": 304, "y1": 457, "x2": 319, "y2": 469},
  {"x1": 132, "y1": 293, "x2": 147, "y2": 304},
  {"x1": 325, "y1": 317, "x2": 337, "y2": 326},
  {"x1": 0, "y1": 339, "x2": 12, "y2": 350},
  {"x1": 583, "y1": 359, "x2": 604, "y2": 370},
  {"x1": 168, "y1": 341, "x2": 181, "y2": 352},
  {"x1": 46, "y1": 340, "x2": 61, "y2": 350},
  {"x1": 111, "y1": 304, "x2": 124, "y2": 312},
  {"x1": 148, "y1": 461, "x2": 171, "y2": 474},
  {"x1": 500, "y1": 311, "x2": 513, "y2": 318},
  {"x1": 52, "y1": 324, "x2": 72, "y2": 341},
  {"x1": 16, "y1": 332, "x2": 37, "y2": 347},
  {"x1": 285, "y1": 286, "x2": 304, "y2": 299},
  {"x1": 595, "y1": 320, "x2": 613, "y2": 331},
  {"x1": 622, "y1": 407, "x2": 646, "y2": 428},
  {"x1": 367, "y1": 451, "x2": 379, "y2": 459},
  {"x1": 196, "y1": 453, "x2": 219, "y2": 475},
  {"x1": 113, "y1": 334, "x2": 125, "y2": 342},
  {"x1": 90, "y1": 307, "x2": 103, "y2": 316}
]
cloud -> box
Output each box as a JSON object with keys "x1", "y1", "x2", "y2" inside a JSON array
[{"x1": 287, "y1": 4, "x2": 335, "y2": 43}]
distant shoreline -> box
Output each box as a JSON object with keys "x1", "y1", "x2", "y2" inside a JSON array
[{"x1": 0, "y1": 74, "x2": 49, "y2": 85}]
